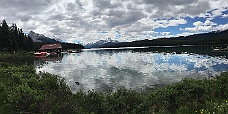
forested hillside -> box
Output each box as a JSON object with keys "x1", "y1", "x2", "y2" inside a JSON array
[
  {"x1": 0, "y1": 20, "x2": 33, "y2": 51},
  {"x1": 0, "y1": 20, "x2": 84, "y2": 51},
  {"x1": 101, "y1": 30, "x2": 228, "y2": 48}
]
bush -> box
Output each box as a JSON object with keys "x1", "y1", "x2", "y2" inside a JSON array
[
  {"x1": 194, "y1": 100, "x2": 228, "y2": 114},
  {"x1": 0, "y1": 62, "x2": 228, "y2": 113}
]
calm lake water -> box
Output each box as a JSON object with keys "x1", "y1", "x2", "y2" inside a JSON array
[{"x1": 35, "y1": 46, "x2": 228, "y2": 93}]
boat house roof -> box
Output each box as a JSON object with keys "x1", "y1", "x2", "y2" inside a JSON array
[{"x1": 39, "y1": 44, "x2": 62, "y2": 50}]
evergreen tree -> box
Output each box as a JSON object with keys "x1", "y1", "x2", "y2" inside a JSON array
[
  {"x1": 26, "y1": 36, "x2": 34, "y2": 50},
  {"x1": 1, "y1": 20, "x2": 10, "y2": 51},
  {"x1": 0, "y1": 23, "x2": 2, "y2": 50},
  {"x1": 18, "y1": 28, "x2": 24, "y2": 50},
  {"x1": 0, "y1": 20, "x2": 34, "y2": 51},
  {"x1": 9, "y1": 23, "x2": 18, "y2": 51}
]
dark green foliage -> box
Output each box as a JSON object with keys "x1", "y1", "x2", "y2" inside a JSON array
[
  {"x1": 61, "y1": 43, "x2": 85, "y2": 50},
  {"x1": 0, "y1": 52, "x2": 34, "y2": 66},
  {"x1": 0, "y1": 62, "x2": 228, "y2": 113},
  {"x1": 0, "y1": 63, "x2": 73, "y2": 113},
  {"x1": 143, "y1": 74, "x2": 228, "y2": 114},
  {"x1": 105, "y1": 88, "x2": 146, "y2": 114},
  {"x1": 102, "y1": 29, "x2": 228, "y2": 48},
  {"x1": 0, "y1": 20, "x2": 33, "y2": 52}
]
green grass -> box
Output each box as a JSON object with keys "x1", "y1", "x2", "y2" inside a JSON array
[
  {"x1": 0, "y1": 62, "x2": 227, "y2": 114},
  {"x1": 0, "y1": 51, "x2": 34, "y2": 56},
  {"x1": 0, "y1": 52, "x2": 34, "y2": 66}
]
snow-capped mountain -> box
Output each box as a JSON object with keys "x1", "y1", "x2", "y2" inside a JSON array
[
  {"x1": 85, "y1": 38, "x2": 119, "y2": 48},
  {"x1": 28, "y1": 31, "x2": 63, "y2": 43},
  {"x1": 54, "y1": 38, "x2": 64, "y2": 43}
]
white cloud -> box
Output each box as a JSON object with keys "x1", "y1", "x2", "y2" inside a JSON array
[
  {"x1": 177, "y1": 32, "x2": 194, "y2": 37},
  {"x1": 198, "y1": 25, "x2": 213, "y2": 31},
  {"x1": 184, "y1": 28, "x2": 198, "y2": 32},
  {"x1": 221, "y1": 14, "x2": 228, "y2": 18},
  {"x1": 154, "y1": 18, "x2": 187, "y2": 28},
  {"x1": 193, "y1": 21, "x2": 204, "y2": 27},
  {"x1": 162, "y1": 32, "x2": 170, "y2": 36},
  {"x1": 215, "y1": 23, "x2": 228, "y2": 30},
  {"x1": 205, "y1": 20, "x2": 215, "y2": 26},
  {"x1": 209, "y1": 0, "x2": 228, "y2": 13},
  {"x1": 0, "y1": 0, "x2": 227, "y2": 44},
  {"x1": 184, "y1": 20, "x2": 218, "y2": 32}
]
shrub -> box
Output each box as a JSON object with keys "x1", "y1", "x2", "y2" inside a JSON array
[{"x1": 0, "y1": 62, "x2": 228, "y2": 113}]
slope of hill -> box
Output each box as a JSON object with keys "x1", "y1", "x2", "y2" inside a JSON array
[
  {"x1": 28, "y1": 31, "x2": 63, "y2": 43},
  {"x1": 29, "y1": 31, "x2": 85, "y2": 50},
  {"x1": 101, "y1": 29, "x2": 228, "y2": 48}
]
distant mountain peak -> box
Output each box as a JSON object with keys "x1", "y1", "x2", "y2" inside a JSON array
[
  {"x1": 28, "y1": 31, "x2": 62, "y2": 43},
  {"x1": 85, "y1": 38, "x2": 119, "y2": 48},
  {"x1": 55, "y1": 38, "x2": 63, "y2": 43}
]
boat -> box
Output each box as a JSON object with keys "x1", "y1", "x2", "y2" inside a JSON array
[
  {"x1": 212, "y1": 46, "x2": 228, "y2": 52},
  {"x1": 34, "y1": 52, "x2": 48, "y2": 57},
  {"x1": 67, "y1": 50, "x2": 82, "y2": 53}
]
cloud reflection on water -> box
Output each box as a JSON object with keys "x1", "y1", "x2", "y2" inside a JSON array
[{"x1": 36, "y1": 50, "x2": 228, "y2": 93}]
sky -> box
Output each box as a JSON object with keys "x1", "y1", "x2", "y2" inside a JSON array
[{"x1": 0, "y1": 0, "x2": 228, "y2": 44}]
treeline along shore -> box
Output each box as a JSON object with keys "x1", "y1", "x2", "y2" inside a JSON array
[
  {"x1": 0, "y1": 20, "x2": 33, "y2": 51},
  {"x1": 1, "y1": 19, "x2": 228, "y2": 51},
  {"x1": 101, "y1": 29, "x2": 228, "y2": 48},
  {"x1": 0, "y1": 20, "x2": 84, "y2": 52}
]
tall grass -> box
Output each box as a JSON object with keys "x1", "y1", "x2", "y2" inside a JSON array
[{"x1": 0, "y1": 62, "x2": 227, "y2": 113}]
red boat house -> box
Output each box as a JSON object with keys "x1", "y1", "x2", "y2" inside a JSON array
[{"x1": 39, "y1": 44, "x2": 62, "y2": 53}]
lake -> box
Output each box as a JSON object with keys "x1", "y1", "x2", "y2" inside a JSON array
[{"x1": 35, "y1": 46, "x2": 228, "y2": 93}]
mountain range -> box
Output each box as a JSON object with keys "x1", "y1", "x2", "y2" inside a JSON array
[
  {"x1": 85, "y1": 38, "x2": 119, "y2": 48},
  {"x1": 29, "y1": 29, "x2": 228, "y2": 48},
  {"x1": 28, "y1": 31, "x2": 63, "y2": 43}
]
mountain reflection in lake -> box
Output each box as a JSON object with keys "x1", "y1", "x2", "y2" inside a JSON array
[{"x1": 35, "y1": 47, "x2": 228, "y2": 93}]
